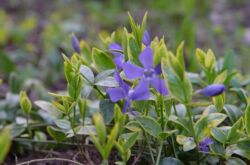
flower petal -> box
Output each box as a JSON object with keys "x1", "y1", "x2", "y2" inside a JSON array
[
  {"x1": 113, "y1": 71, "x2": 130, "y2": 93},
  {"x1": 142, "y1": 30, "x2": 150, "y2": 46},
  {"x1": 139, "y1": 46, "x2": 153, "y2": 69},
  {"x1": 109, "y1": 43, "x2": 122, "y2": 52},
  {"x1": 130, "y1": 79, "x2": 150, "y2": 100},
  {"x1": 122, "y1": 100, "x2": 130, "y2": 113},
  {"x1": 114, "y1": 56, "x2": 124, "y2": 69},
  {"x1": 197, "y1": 84, "x2": 225, "y2": 97},
  {"x1": 154, "y1": 63, "x2": 162, "y2": 75},
  {"x1": 106, "y1": 87, "x2": 126, "y2": 102},
  {"x1": 109, "y1": 43, "x2": 123, "y2": 57},
  {"x1": 123, "y1": 62, "x2": 144, "y2": 80},
  {"x1": 151, "y1": 77, "x2": 168, "y2": 96}
]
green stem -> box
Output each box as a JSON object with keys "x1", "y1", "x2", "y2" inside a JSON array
[
  {"x1": 185, "y1": 104, "x2": 200, "y2": 165},
  {"x1": 171, "y1": 135, "x2": 178, "y2": 158},
  {"x1": 155, "y1": 141, "x2": 163, "y2": 165},
  {"x1": 145, "y1": 133, "x2": 155, "y2": 164}
]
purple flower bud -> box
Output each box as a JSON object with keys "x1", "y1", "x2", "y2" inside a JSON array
[
  {"x1": 197, "y1": 84, "x2": 225, "y2": 97},
  {"x1": 142, "y1": 30, "x2": 150, "y2": 46},
  {"x1": 71, "y1": 33, "x2": 81, "y2": 53}
]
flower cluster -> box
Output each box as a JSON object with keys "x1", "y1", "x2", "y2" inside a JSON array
[{"x1": 107, "y1": 30, "x2": 168, "y2": 113}]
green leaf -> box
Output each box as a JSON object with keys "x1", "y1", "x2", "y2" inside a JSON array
[
  {"x1": 195, "y1": 113, "x2": 227, "y2": 140},
  {"x1": 19, "y1": 91, "x2": 32, "y2": 115},
  {"x1": 80, "y1": 65, "x2": 94, "y2": 84},
  {"x1": 123, "y1": 132, "x2": 139, "y2": 151},
  {"x1": 95, "y1": 76, "x2": 118, "y2": 87},
  {"x1": 237, "y1": 139, "x2": 250, "y2": 151},
  {"x1": 35, "y1": 100, "x2": 62, "y2": 119},
  {"x1": 92, "y1": 48, "x2": 115, "y2": 71},
  {"x1": 212, "y1": 95, "x2": 225, "y2": 112},
  {"x1": 226, "y1": 157, "x2": 247, "y2": 165},
  {"x1": 100, "y1": 99, "x2": 115, "y2": 124},
  {"x1": 227, "y1": 118, "x2": 244, "y2": 144},
  {"x1": 160, "y1": 157, "x2": 184, "y2": 165},
  {"x1": 136, "y1": 116, "x2": 162, "y2": 138},
  {"x1": 46, "y1": 126, "x2": 66, "y2": 142},
  {"x1": 196, "y1": 48, "x2": 206, "y2": 68},
  {"x1": 104, "y1": 123, "x2": 119, "y2": 159},
  {"x1": 211, "y1": 127, "x2": 227, "y2": 144},
  {"x1": 176, "y1": 135, "x2": 196, "y2": 151},
  {"x1": 167, "y1": 52, "x2": 184, "y2": 80},
  {"x1": 95, "y1": 69, "x2": 115, "y2": 82},
  {"x1": 0, "y1": 51, "x2": 15, "y2": 74},
  {"x1": 214, "y1": 70, "x2": 227, "y2": 84},
  {"x1": 223, "y1": 104, "x2": 242, "y2": 124},
  {"x1": 54, "y1": 119, "x2": 71, "y2": 130},
  {"x1": 210, "y1": 141, "x2": 225, "y2": 155},
  {"x1": 176, "y1": 41, "x2": 185, "y2": 68},
  {"x1": 162, "y1": 59, "x2": 192, "y2": 103},
  {"x1": 128, "y1": 34, "x2": 141, "y2": 65},
  {"x1": 93, "y1": 113, "x2": 107, "y2": 145},
  {"x1": 78, "y1": 99, "x2": 87, "y2": 122},
  {"x1": 205, "y1": 49, "x2": 216, "y2": 70},
  {"x1": 0, "y1": 129, "x2": 11, "y2": 163},
  {"x1": 246, "y1": 104, "x2": 250, "y2": 136}
]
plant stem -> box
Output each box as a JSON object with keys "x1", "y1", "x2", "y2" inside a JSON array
[
  {"x1": 171, "y1": 135, "x2": 178, "y2": 158},
  {"x1": 185, "y1": 104, "x2": 200, "y2": 165},
  {"x1": 145, "y1": 133, "x2": 155, "y2": 164},
  {"x1": 16, "y1": 157, "x2": 83, "y2": 165},
  {"x1": 155, "y1": 141, "x2": 163, "y2": 165}
]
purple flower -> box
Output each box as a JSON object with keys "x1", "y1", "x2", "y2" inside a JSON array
[
  {"x1": 197, "y1": 84, "x2": 225, "y2": 97},
  {"x1": 198, "y1": 137, "x2": 214, "y2": 153},
  {"x1": 106, "y1": 71, "x2": 150, "y2": 113},
  {"x1": 71, "y1": 33, "x2": 81, "y2": 53},
  {"x1": 109, "y1": 43, "x2": 124, "y2": 69},
  {"x1": 142, "y1": 30, "x2": 150, "y2": 46},
  {"x1": 123, "y1": 47, "x2": 168, "y2": 95}
]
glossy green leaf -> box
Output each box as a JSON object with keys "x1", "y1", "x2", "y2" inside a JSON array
[
  {"x1": 223, "y1": 104, "x2": 242, "y2": 124},
  {"x1": 80, "y1": 65, "x2": 94, "y2": 84},
  {"x1": 123, "y1": 132, "x2": 139, "y2": 151},
  {"x1": 136, "y1": 116, "x2": 162, "y2": 138},
  {"x1": 226, "y1": 157, "x2": 247, "y2": 165},
  {"x1": 211, "y1": 127, "x2": 227, "y2": 144},
  {"x1": 227, "y1": 118, "x2": 244, "y2": 144},
  {"x1": 92, "y1": 48, "x2": 115, "y2": 71},
  {"x1": 100, "y1": 99, "x2": 114, "y2": 124},
  {"x1": 54, "y1": 119, "x2": 71, "y2": 130},
  {"x1": 93, "y1": 113, "x2": 107, "y2": 145},
  {"x1": 0, "y1": 129, "x2": 11, "y2": 163},
  {"x1": 212, "y1": 95, "x2": 224, "y2": 112},
  {"x1": 176, "y1": 135, "x2": 196, "y2": 151},
  {"x1": 163, "y1": 59, "x2": 192, "y2": 103},
  {"x1": 195, "y1": 113, "x2": 227, "y2": 140},
  {"x1": 246, "y1": 104, "x2": 250, "y2": 136},
  {"x1": 46, "y1": 126, "x2": 66, "y2": 142}
]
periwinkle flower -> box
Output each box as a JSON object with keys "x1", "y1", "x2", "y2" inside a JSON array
[
  {"x1": 123, "y1": 47, "x2": 168, "y2": 95},
  {"x1": 198, "y1": 137, "x2": 214, "y2": 153},
  {"x1": 107, "y1": 71, "x2": 149, "y2": 113},
  {"x1": 197, "y1": 84, "x2": 225, "y2": 97},
  {"x1": 109, "y1": 43, "x2": 124, "y2": 69},
  {"x1": 71, "y1": 33, "x2": 81, "y2": 53},
  {"x1": 142, "y1": 30, "x2": 150, "y2": 46}
]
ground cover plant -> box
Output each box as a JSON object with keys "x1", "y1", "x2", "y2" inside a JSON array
[{"x1": 1, "y1": 13, "x2": 250, "y2": 165}]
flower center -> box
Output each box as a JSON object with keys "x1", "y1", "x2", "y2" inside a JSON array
[
  {"x1": 143, "y1": 68, "x2": 155, "y2": 79},
  {"x1": 128, "y1": 90, "x2": 134, "y2": 98}
]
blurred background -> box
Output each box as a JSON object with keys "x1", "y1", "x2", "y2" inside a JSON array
[{"x1": 0, "y1": 0, "x2": 249, "y2": 98}]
